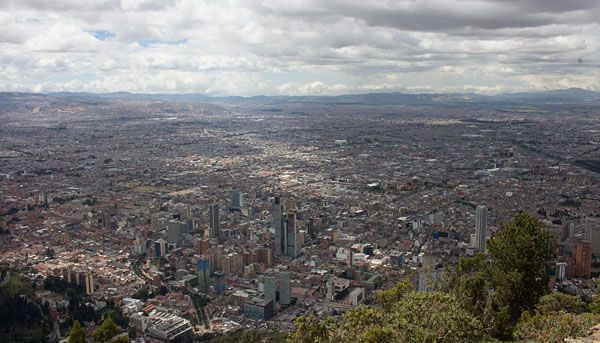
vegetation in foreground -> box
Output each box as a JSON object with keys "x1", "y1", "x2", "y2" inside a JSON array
[
  {"x1": 0, "y1": 271, "x2": 53, "y2": 343},
  {"x1": 287, "y1": 212, "x2": 600, "y2": 343}
]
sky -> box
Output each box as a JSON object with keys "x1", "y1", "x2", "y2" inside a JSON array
[{"x1": 1, "y1": 0, "x2": 599, "y2": 96}]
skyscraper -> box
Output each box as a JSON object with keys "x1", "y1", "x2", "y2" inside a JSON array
[
  {"x1": 587, "y1": 218, "x2": 600, "y2": 256},
  {"x1": 213, "y1": 270, "x2": 226, "y2": 295},
  {"x1": 197, "y1": 256, "x2": 210, "y2": 290},
  {"x1": 232, "y1": 190, "x2": 243, "y2": 210},
  {"x1": 274, "y1": 197, "x2": 301, "y2": 258},
  {"x1": 209, "y1": 203, "x2": 219, "y2": 238},
  {"x1": 264, "y1": 275, "x2": 276, "y2": 302},
  {"x1": 167, "y1": 219, "x2": 185, "y2": 245},
  {"x1": 575, "y1": 241, "x2": 592, "y2": 279},
  {"x1": 274, "y1": 197, "x2": 285, "y2": 256},
  {"x1": 555, "y1": 262, "x2": 567, "y2": 281},
  {"x1": 286, "y1": 210, "x2": 300, "y2": 258},
  {"x1": 475, "y1": 205, "x2": 487, "y2": 254},
  {"x1": 279, "y1": 270, "x2": 291, "y2": 306},
  {"x1": 155, "y1": 239, "x2": 168, "y2": 257}
]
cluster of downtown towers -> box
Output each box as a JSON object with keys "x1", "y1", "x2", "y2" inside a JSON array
[{"x1": 196, "y1": 193, "x2": 293, "y2": 306}]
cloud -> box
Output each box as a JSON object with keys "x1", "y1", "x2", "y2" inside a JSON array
[
  {"x1": 278, "y1": 81, "x2": 348, "y2": 95},
  {"x1": 0, "y1": 0, "x2": 598, "y2": 95}
]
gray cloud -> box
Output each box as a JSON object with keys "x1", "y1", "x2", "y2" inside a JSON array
[{"x1": 0, "y1": 0, "x2": 598, "y2": 95}]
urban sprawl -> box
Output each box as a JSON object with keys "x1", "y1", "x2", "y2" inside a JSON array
[{"x1": 1, "y1": 93, "x2": 599, "y2": 342}]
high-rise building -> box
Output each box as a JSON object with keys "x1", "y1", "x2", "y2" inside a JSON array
[
  {"x1": 197, "y1": 256, "x2": 210, "y2": 290},
  {"x1": 587, "y1": 218, "x2": 600, "y2": 256},
  {"x1": 555, "y1": 262, "x2": 567, "y2": 281},
  {"x1": 155, "y1": 239, "x2": 168, "y2": 257},
  {"x1": 274, "y1": 197, "x2": 285, "y2": 256},
  {"x1": 167, "y1": 219, "x2": 185, "y2": 245},
  {"x1": 84, "y1": 273, "x2": 94, "y2": 295},
  {"x1": 197, "y1": 238, "x2": 210, "y2": 255},
  {"x1": 279, "y1": 270, "x2": 291, "y2": 306},
  {"x1": 575, "y1": 241, "x2": 592, "y2": 279},
  {"x1": 208, "y1": 246, "x2": 223, "y2": 273},
  {"x1": 209, "y1": 203, "x2": 219, "y2": 238},
  {"x1": 585, "y1": 220, "x2": 593, "y2": 241},
  {"x1": 257, "y1": 247, "x2": 272, "y2": 266},
  {"x1": 286, "y1": 210, "x2": 300, "y2": 258},
  {"x1": 475, "y1": 205, "x2": 487, "y2": 254},
  {"x1": 264, "y1": 275, "x2": 276, "y2": 302},
  {"x1": 232, "y1": 190, "x2": 243, "y2": 210},
  {"x1": 273, "y1": 197, "x2": 301, "y2": 258},
  {"x1": 326, "y1": 279, "x2": 333, "y2": 301},
  {"x1": 213, "y1": 270, "x2": 226, "y2": 295}
]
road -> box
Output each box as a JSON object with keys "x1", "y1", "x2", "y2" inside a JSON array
[
  {"x1": 0, "y1": 271, "x2": 10, "y2": 287},
  {"x1": 48, "y1": 321, "x2": 59, "y2": 343}
]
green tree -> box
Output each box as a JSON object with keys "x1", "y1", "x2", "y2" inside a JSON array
[
  {"x1": 535, "y1": 292, "x2": 587, "y2": 315},
  {"x1": 373, "y1": 279, "x2": 412, "y2": 312},
  {"x1": 589, "y1": 284, "x2": 600, "y2": 315},
  {"x1": 515, "y1": 310, "x2": 598, "y2": 343},
  {"x1": 68, "y1": 320, "x2": 86, "y2": 343},
  {"x1": 487, "y1": 212, "x2": 556, "y2": 328},
  {"x1": 288, "y1": 315, "x2": 334, "y2": 343},
  {"x1": 92, "y1": 317, "x2": 119, "y2": 343},
  {"x1": 239, "y1": 330, "x2": 260, "y2": 343},
  {"x1": 288, "y1": 290, "x2": 486, "y2": 343},
  {"x1": 110, "y1": 335, "x2": 129, "y2": 343},
  {"x1": 442, "y1": 253, "x2": 502, "y2": 337}
]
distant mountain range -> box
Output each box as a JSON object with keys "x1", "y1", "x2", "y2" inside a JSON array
[
  {"x1": 43, "y1": 88, "x2": 600, "y2": 106},
  {"x1": 1, "y1": 88, "x2": 599, "y2": 108}
]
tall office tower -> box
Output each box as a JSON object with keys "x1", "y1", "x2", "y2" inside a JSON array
[
  {"x1": 279, "y1": 270, "x2": 291, "y2": 306},
  {"x1": 274, "y1": 197, "x2": 285, "y2": 256},
  {"x1": 209, "y1": 246, "x2": 223, "y2": 273},
  {"x1": 167, "y1": 219, "x2": 185, "y2": 245},
  {"x1": 286, "y1": 210, "x2": 300, "y2": 258},
  {"x1": 258, "y1": 247, "x2": 272, "y2": 266},
  {"x1": 209, "y1": 203, "x2": 220, "y2": 238},
  {"x1": 585, "y1": 220, "x2": 593, "y2": 242},
  {"x1": 197, "y1": 256, "x2": 211, "y2": 290},
  {"x1": 555, "y1": 262, "x2": 567, "y2": 281},
  {"x1": 155, "y1": 239, "x2": 168, "y2": 257},
  {"x1": 475, "y1": 205, "x2": 487, "y2": 254},
  {"x1": 588, "y1": 219, "x2": 600, "y2": 256},
  {"x1": 264, "y1": 275, "x2": 276, "y2": 302},
  {"x1": 232, "y1": 190, "x2": 243, "y2": 209},
  {"x1": 197, "y1": 238, "x2": 210, "y2": 255},
  {"x1": 575, "y1": 241, "x2": 592, "y2": 279},
  {"x1": 213, "y1": 270, "x2": 226, "y2": 295}
]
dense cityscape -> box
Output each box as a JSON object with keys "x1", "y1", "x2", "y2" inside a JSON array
[{"x1": 1, "y1": 91, "x2": 600, "y2": 342}]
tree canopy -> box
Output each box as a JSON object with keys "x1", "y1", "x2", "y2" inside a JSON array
[
  {"x1": 92, "y1": 317, "x2": 120, "y2": 343},
  {"x1": 68, "y1": 320, "x2": 86, "y2": 343},
  {"x1": 487, "y1": 211, "x2": 556, "y2": 327},
  {"x1": 289, "y1": 287, "x2": 486, "y2": 343}
]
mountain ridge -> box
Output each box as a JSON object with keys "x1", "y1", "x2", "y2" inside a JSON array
[{"x1": 1, "y1": 88, "x2": 599, "y2": 107}]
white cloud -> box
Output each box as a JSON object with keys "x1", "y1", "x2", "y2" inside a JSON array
[{"x1": 0, "y1": 0, "x2": 598, "y2": 95}]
